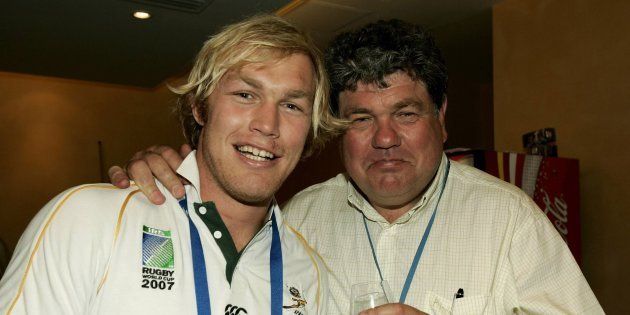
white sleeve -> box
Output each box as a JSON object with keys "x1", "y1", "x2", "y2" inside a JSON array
[
  {"x1": 0, "y1": 185, "x2": 126, "y2": 315},
  {"x1": 509, "y1": 197, "x2": 604, "y2": 314}
]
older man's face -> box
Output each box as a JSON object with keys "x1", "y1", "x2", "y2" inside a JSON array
[{"x1": 339, "y1": 71, "x2": 447, "y2": 212}]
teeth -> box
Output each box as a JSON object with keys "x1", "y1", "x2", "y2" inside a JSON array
[{"x1": 236, "y1": 145, "x2": 275, "y2": 161}]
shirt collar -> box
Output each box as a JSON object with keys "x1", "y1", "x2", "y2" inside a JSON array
[
  {"x1": 347, "y1": 153, "x2": 450, "y2": 224},
  {"x1": 246, "y1": 198, "x2": 284, "y2": 246},
  {"x1": 176, "y1": 150, "x2": 202, "y2": 195},
  {"x1": 267, "y1": 198, "x2": 283, "y2": 227},
  {"x1": 176, "y1": 150, "x2": 284, "y2": 230}
]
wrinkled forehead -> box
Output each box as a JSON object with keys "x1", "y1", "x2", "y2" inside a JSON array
[
  {"x1": 356, "y1": 73, "x2": 422, "y2": 92},
  {"x1": 339, "y1": 71, "x2": 431, "y2": 110}
]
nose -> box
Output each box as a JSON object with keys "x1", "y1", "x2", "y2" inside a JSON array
[
  {"x1": 250, "y1": 102, "x2": 280, "y2": 138},
  {"x1": 371, "y1": 117, "x2": 400, "y2": 149}
]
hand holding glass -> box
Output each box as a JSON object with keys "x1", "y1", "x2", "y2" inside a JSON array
[{"x1": 350, "y1": 280, "x2": 393, "y2": 314}]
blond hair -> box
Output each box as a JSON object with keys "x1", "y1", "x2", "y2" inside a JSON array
[{"x1": 173, "y1": 14, "x2": 340, "y2": 157}]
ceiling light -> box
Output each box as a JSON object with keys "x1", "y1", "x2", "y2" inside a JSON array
[{"x1": 133, "y1": 11, "x2": 151, "y2": 19}]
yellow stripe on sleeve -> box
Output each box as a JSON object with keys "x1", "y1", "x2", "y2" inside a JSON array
[
  {"x1": 97, "y1": 189, "x2": 141, "y2": 292},
  {"x1": 286, "y1": 224, "x2": 324, "y2": 314},
  {"x1": 6, "y1": 184, "x2": 132, "y2": 315}
]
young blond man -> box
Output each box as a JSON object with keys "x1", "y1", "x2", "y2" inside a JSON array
[{"x1": 0, "y1": 15, "x2": 335, "y2": 315}]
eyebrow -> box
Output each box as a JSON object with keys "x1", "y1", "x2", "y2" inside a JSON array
[
  {"x1": 285, "y1": 89, "x2": 312, "y2": 100},
  {"x1": 241, "y1": 76, "x2": 263, "y2": 90},
  {"x1": 342, "y1": 98, "x2": 426, "y2": 117},
  {"x1": 241, "y1": 76, "x2": 313, "y2": 100},
  {"x1": 392, "y1": 98, "x2": 425, "y2": 111},
  {"x1": 342, "y1": 105, "x2": 372, "y2": 117}
]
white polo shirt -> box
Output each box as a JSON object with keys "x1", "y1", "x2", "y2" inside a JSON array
[{"x1": 0, "y1": 153, "x2": 328, "y2": 315}]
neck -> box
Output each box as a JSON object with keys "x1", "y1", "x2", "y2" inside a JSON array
[{"x1": 196, "y1": 154, "x2": 270, "y2": 252}]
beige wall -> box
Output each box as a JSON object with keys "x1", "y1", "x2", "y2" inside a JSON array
[
  {"x1": 493, "y1": 0, "x2": 630, "y2": 312},
  {"x1": 0, "y1": 72, "x2": 184, "y2": 251}
]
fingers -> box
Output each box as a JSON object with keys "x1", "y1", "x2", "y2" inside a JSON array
[
  {"x1": 108, "y1": 165, "x2": 130, "y2": 188},
  {"x1": 358, "y1": 303, "x2": 426, "y2": 315},
  {"x1": 179, "y1": 143, "x2": 193, "y2": 157},
  {"x1": 111, "y1": 145, "x2": 187, "y2": 205},
  {"x1": 127, "y1": 145, "x2": 186, "y2": 204},
  {"x1": 148, "y1": 146, "x2": 186, "y2": 199},
  {"x1": 156, "y1": 146, "x2": 186, "y2": 175},
  {"x1": 127, "y1": 157, "x2": 166, "y2": 205}
]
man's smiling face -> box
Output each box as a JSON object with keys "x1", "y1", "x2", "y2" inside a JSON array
[
  {"x1": 194, "y1": 52, "x2": 315, "y2": 205},
  {"x1": 340, "y1": 71, "x2": 447, "y2": 214}
]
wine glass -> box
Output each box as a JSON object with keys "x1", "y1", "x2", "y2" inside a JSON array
[{"x1": 350, "y1": 280, "x2": 392, "y2": 314}]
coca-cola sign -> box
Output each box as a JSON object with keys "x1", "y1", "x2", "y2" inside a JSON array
[
  {"x1": 533, "y1": 158, "x2": 581, "y2": 264},
  {"x1": 541, "y1": 190, "x2": 568, "y2": 239}
]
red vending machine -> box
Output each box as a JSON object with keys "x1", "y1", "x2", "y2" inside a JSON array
[{"x1": 447, "y1": 150, "x2": 582, "y2": 264}]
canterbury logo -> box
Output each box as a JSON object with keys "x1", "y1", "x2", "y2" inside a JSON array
[{"x1": 225, "y1": 304, "x2": 248, "y2": 315}]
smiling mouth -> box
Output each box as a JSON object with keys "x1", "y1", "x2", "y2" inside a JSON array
[{"x1": 235, "y1": 145, "x2": 276, "y2": 162}]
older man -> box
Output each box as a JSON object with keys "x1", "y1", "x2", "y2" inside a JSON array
[
  {"x1": 0, "y1": 15, "x2": 331, "y2": 315},
  {"x1": 109, "y1": 20, "x2": 603, "y2": 314}
]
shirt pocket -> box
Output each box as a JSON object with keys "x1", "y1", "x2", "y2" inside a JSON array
[{"x1": 425, "y1": 291, "x2": 490, "y2": 315}]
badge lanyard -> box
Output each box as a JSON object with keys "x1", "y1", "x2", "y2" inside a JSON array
[
  {"x1": 362, "y1": 160, "x2": 450, "y2": 304},
  {"x1": 179, "y1": 194, "x2": 284, "y2": 315}
]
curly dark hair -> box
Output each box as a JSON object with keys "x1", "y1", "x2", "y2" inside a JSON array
[{"x1": 325, "y1": 19, "x2": 448, "y2": 116}]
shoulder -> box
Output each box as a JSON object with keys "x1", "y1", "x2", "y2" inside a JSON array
[
  {"x1": 19, "y1": 184, "x2": 145, "y2": 249},
  {"x1": 448, "y1": 160, "x2": 549, "y2": 225},
  {"x1": 41, "y1": 184, "x2": 143, "y2": 225},
  {"x1": 0, "y1": 184, "x2": 145, "y2": 312},
  {"x1": 283, "y1": 174, "x2": 348, "y2": 215},
  {"x1": 287, "y1": 174, "x2": 349, "y2": 205},
  {"x1": 449, "y1": 161, "x2": 525, "y2": 196},
  {"x1": 450, "y1": 161, "x2": 537, "y2": 204},
  {"x1": 282, "y1": 173, "x2": 349, "y2": 227}
]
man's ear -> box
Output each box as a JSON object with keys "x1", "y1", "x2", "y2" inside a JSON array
[
  {"x1": 192, "y1": 101, "x2": 206, "y2": 126},
  {"x1": 439, "y1": 97, "x2": 448, "y2": 143}
]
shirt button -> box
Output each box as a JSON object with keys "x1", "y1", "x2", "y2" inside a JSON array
[
  {"x1": 198, "y1": 206, "x2": 207, "y2": 215},
  {"x1": 213, "y1": 231, "x2": 222, "y2": 239}
]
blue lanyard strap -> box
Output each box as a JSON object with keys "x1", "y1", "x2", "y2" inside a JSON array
[
  {"x1": 179, "y1": 194, "x2": 284, "y2": 315},
  {"x1": 270, "y1": 212, "x2": 283, "y2": 315},
  {"x1": 362, "y1": 160, "x2": 450, "y2": 303},
  {"x1": 179, "y1": 197, "x2": 211, "y2": 315}
]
